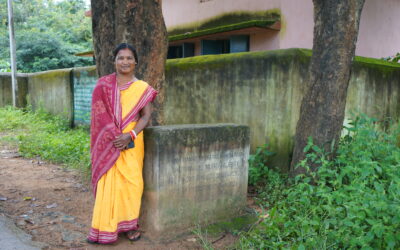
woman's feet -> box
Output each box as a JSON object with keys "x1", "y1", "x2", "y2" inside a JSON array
[{"x1": 126, "y1": 230, "x2": 141, "y2": 241}]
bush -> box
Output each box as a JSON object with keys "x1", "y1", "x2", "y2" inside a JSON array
[
  {"x1": 15, "y1": 31, "x2": 92, "y2": 73},
  {"x1": 248, "y1": 144, "x2": 275, "y2": 186},
  {"x1": 239, "y1": 116, "x2": 400, "y2": 249}
]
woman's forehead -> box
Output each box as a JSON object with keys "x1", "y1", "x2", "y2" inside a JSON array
[{"x1": 116, "y1": 48, "x2": 134, "y2": 57}]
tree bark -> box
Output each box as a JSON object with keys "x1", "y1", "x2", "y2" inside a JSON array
[
  {"x1": 91, "y1": 0, "x2": 168, "y2": 125},
  {"x1": 290, "y1": 0, "x2": 365, "y2": 176}
]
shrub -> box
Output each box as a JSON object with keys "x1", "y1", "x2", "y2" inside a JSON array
[
  {"x1": 239, "y1": 116, "x2": 400, "y2": 249},
  {"x1": 0, "y1": 106, "x2": 90, "y2": 175},
  {"x1": 248, "y1": 144, "x2": 275, "y2": 186}
]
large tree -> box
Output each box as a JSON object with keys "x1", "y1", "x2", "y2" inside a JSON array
[
  {"x1": 290, "y1": 0, "x2": 365, "y2": 176},
  {"x1": 91, "y1": 0, "x2": 168, "y2": 125}
]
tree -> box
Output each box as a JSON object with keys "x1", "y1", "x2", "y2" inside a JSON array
[
  {"x1": 0, "y1": 0, "x2": 93, "y2": 73},
  {"x1": 91, "y1": 0, "x2": 168, "y2": 125},
  {"x1": 290, "y1": 0, "x2": 366, "y2": 176}
]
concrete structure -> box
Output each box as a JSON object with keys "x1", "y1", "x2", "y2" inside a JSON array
[
  {"x1": 0, "y1": 73, "x2": 28, "y2": 108},
  {"x1": 163, "y1": 0, "x2": 400, "y2": 59},
  {"x1": 140, "y1": 124, "x2": 250, "y2": 240}
]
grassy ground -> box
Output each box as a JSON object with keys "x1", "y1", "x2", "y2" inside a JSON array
[
  {"x1": 2, "y1": 107, "x2": 399, "y2": 249},
  {"x1": 0, "y1": 106, "x2": 90, "y2": 177}
]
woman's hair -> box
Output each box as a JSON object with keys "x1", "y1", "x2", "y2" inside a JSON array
[{"x1": 113, "y1": 43, "x2": 138, "y2": 64}]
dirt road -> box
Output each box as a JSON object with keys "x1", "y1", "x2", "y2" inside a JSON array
[{"x1": 0, "y1": 144, "x2": 237, "y2": 249}]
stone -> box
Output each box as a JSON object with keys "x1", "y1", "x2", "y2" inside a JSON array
[
  {"x1": 17, "y1": 219, "x2": 27, "y2": 226},
  {"x1": 140, "y1": 124, "x2": 250, "y2": 240},
  {"x1": 61, "y1": 230, "x2": 84, "y2": 242},
  {"x1": 61, "y1": 215, "x2": 75, "y2": 224}
]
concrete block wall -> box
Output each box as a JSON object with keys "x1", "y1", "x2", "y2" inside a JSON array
[
  {"x1": 141, "y1": 124, "x2": 250, "y2": 240},
  {"x1": 1, "y1": 49, "x2": 399, "y2": 171}
]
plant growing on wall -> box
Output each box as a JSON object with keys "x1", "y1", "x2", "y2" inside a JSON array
[{"x1": 383, "y1": 53, "x2": 400, "y2": 63}]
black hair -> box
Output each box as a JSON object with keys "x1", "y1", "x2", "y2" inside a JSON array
[{"x1": 113, "y1": 43, "x2": 138, "y2": 64}]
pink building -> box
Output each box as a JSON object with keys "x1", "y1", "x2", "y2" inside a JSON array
[{"x1": 163, "y1": 0, "x2": 400, "y2": 59}]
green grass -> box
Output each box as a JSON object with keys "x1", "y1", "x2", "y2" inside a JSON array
[
  {"x1": 241, "y1": 115, "x2": 400, "y2": 249},
  {"x1": 0, "y1": 106, "x2": 90, "y2": 176}
]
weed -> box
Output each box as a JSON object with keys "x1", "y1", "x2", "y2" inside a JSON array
[
  {"x1": 248, "y1": 144, "x2": 275, "y2": 186},
  {"x1": 192, "y1": 224, "x2": 215, "y2": 250},
  {"x1": 239, "y1": 116, "x2": 400, "y2": 249}
]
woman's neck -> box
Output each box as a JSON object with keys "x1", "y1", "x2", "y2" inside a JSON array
[{"x1": 116, "y1": 73, "x2": 136, "y2": 86}]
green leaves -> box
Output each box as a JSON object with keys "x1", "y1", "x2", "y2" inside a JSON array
[
  {"x1": 248, "y1": 144, "x2": 275, "y2": 186},
  {"x1": 0, "y1": 106, "x2": 91, "y2": 175},
  {"x1": 240, "y1": 116, "x2": 400, "y2": 249},
  {"x1": 0, "y1": 0, "x2": 93, "y2": 73}
]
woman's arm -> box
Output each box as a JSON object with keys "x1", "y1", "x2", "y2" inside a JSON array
[
  {"x1": 112, "y1": 103, "x2": 152, "y2": 150},
  {"x1": 132, "y1": 102, "x2": 152, "y2": 135}
]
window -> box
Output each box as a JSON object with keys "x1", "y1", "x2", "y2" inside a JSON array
[
  {"x1": 201, "y1": 40, "x2": 230, "y2": 55},
  {"x1": 167, "y1": 43, "x2": 195, "y2": 59},
  {"x1": 201, "y1": 35, "x2": 249, "y2": 55},
  {"x1": 230, "y1": 35, "x2": 249, "y2": 53}
]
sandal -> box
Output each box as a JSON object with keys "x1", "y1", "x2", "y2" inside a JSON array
[
  {"x1": 126, "y1": 230, "x2": 141, "y2": 241},
  {"x1": 86, "y1": 238, "x2": 98, "y2": 244}
]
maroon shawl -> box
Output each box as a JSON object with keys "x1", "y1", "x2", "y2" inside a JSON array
[{"x1": 90, "y1": 73, "x2": 157, "y2": 195}]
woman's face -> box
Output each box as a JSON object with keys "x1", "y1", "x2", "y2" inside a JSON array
[{"x1": 115, "y1": 48, "x2": 136, "y2": 75}]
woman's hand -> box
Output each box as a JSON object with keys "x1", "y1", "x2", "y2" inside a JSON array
[{"x1": 112, "y1": 133, "x2": 132, "y2": 150}]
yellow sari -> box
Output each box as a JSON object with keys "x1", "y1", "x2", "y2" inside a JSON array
[{"x1": 88, "y1": 80, "x2": 150, "y2": 244}]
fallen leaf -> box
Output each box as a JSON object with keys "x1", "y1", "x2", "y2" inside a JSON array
[
  {"x1": 46, "y1": 203, "x2": 58, "y2": 209},
  {"x1": 25, "y1": 219, "x2": 35, "y2": 225}
]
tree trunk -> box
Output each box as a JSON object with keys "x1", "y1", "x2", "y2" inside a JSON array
[
  {"x1": 290, "y1": 0, "x2": 365, "y2": 176},
  {"x1": 91, "y1": 0, "x2": 168, "y2": 125}
]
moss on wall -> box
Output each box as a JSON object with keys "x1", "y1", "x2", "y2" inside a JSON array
[
  {"x1": 168, "y1": 9, "x2": 281, "y2": 37},
  {"x1": 27, "y1": 68, "x2": 73, "y2": 121},
  {"x1": 166, "y1": 48, "x2": 309, "y2": 71},
  {"x1": 165, "y1": 48, "x2": 400, "y2": 172},
  {"x1": 169, "y1": 20, "x2": 277, "y2": 41},
  {"x1": 1, "y1": 49, "x2": 399, "y2": 172}
]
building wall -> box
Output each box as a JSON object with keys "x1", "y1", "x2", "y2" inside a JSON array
[
  {"x1": 356, "y1": 0, "x2": 400, "y2": 58},
  {"x1": 250, "y1": 29, "x2": 280, "y2": 51},
  {"x1": 279, "y1": 0, "x2": 314, "y2": 50},
  {"x1": 162, "y1": 0, "x2": 281, "y2": 28},
  {"x1": 163, "y1": 0, "x2": 400, "y2": 58}
]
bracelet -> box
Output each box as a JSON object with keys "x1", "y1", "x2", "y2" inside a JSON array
[{"x1": 129, "y1": 130, "x2": 137, "y2": 140}]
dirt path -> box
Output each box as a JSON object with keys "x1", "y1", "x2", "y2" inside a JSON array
[{"x1": 0, "y1": 144, "x2": 238, "y2": 250}]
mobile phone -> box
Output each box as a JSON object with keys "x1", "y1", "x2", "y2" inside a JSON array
[{"x1": 127, "y1": 141, "x2": 135, "y2": 149}]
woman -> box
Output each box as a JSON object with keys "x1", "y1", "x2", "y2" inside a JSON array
[{"x1": 87, "y1": 43, "x2": 157, "y2": 244}]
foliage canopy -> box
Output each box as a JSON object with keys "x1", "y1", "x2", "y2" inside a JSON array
[{"x1": 0, "y1": 0, "x2": 93, "y2": 73}]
